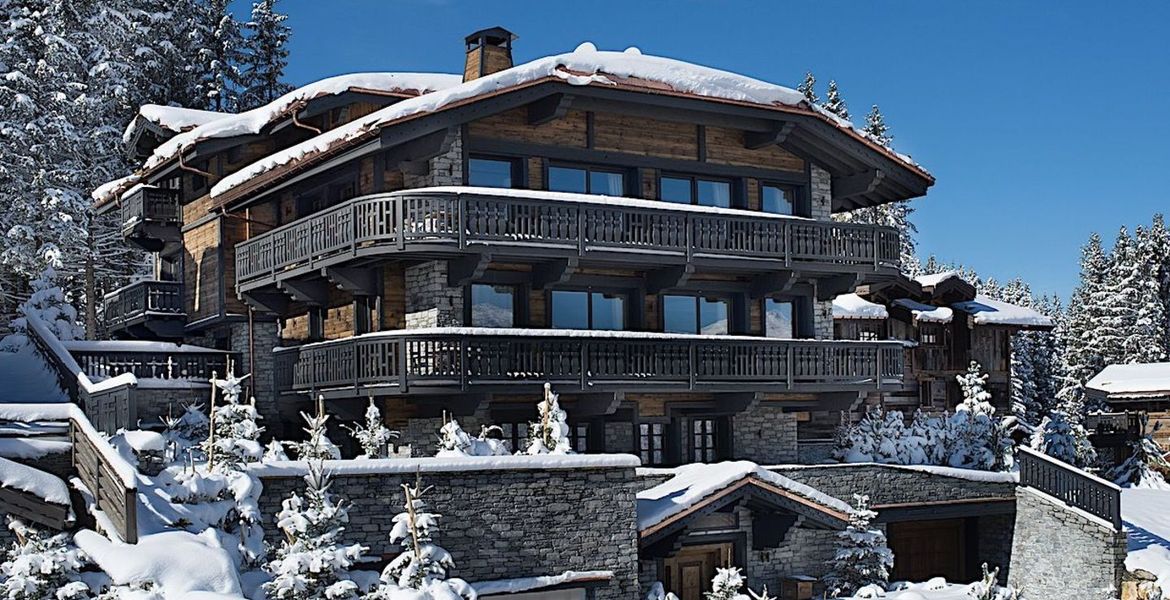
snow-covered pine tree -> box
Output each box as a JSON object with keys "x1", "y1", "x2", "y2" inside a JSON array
[
  {"x1": 823, "y1": 495, "x2": 893, "y2": 598},
  {"x1": 239, "y1": 0, "x2": 293, "y2": 110},
  {"x1": 263, "y1": 462, "x2": 366, "y2": 600},
  {"x1": 1059, "y1": 232, "x2": 1111, "y2": 414},
  {"x1": 1102, "y1": 226, "x2": 1140, "y2": 365},
  {"x1": 1147, "y1": 214, "x2": 1170, "y2": 357},
  {"x1": 202, "y1": 369, "x2": 264, "y2": 471},
  {"x1": 344, "y1": 398, "x2": 398, "y2": 459},
  {"x1": 863, "y1": 104, "x2": 893, "y2": 146},
  {"x1": 264, "y1": 439, "x2": 290, "y2": 462},
  {"x1": 435, "y1": 418, "x2": 510, "y2": 457},
  {"x1": 1030, "y1": 410, "x2": 1096, "y2": 468},
  {"x1": 2, "y1": 269, "x2": 84, "y2": 347},
  {"x1": 524, "y1": 383, "x2": 574, "y2": 455},
  {"x1": 372, "y1": 479, "x2": 474, "y2": 599},
  {"x1": 0, "y1": 518, "x2": 91, "y2": 600},
  {"x1": 823, "y1": 80, "x2": 850, "y2": 121},
  {"x1": 797, "y1": 71, "x2": 819, "y2": 104},
  {"x1": 950, "y1": 361, "x2": 1007, "y2": 470},
  {"x1": 297, "y1": 397, "x2": 342, "y2": 461},
  {"x1": 199, "y1": 0, "x2": 247, "y2": 112},
  {"x1": 1133, "y1": 222, "x2": 1170, "y2": 363}
]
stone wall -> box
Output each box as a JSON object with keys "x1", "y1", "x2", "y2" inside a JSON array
[
  {"x1": 254, "y1": 460, "x2": 640, "y2": 600},
  {"x1": 1008, "y1": 487, "x2": 1128, "y2": 599},
  {"x1": 732, "y1": 403, "x2": 797, "y2": 463},
  {"x1": 404, "y1": 261, "x2": 463, "y2": 329},
  {"x1": 229, "y1": 319, "x2": 282, "y2": 434},
  {"x1": 132, "y1": 385, "x2": 209, "y2": 429},
  {"x1": 772, "y1": 463, "x2": 1017, "y2": 506},
  {"x1": 404, "y1": 132, "x2": 463, "y2": 188},
  {"x1": 810, "y1": 164, "x2": 832, "y2": 221},
  {"x1": 813, "y1": 299, "x2": 834, "y2": 340},
  {"x1": 739, "y1": 509, "x2": 841, "y2": 588},
  {"x1": 605, "y1": 421, "x2": 635, "y2": 453}
]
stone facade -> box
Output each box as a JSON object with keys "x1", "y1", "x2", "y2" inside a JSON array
[
  {"x1": 255, "y1": 462, "x2": 639, "y2": 600},
  {"x1": 813, "y1": 299, "x2": 834, "y2": 340},
  {"x1": 131, "y1": 384, "x2": 209, "y2": 429},
  {"x1": 404, "y1": 132, "x2": 463, "y2": 188},
  {"x1": 774, "y1": 463, "x2": 1017, "y2": 506},
  {"x1": 228, "y1": 319, "x2": 282, "y2": 432},
  {"x1": 605, "y1": 421, "x2": 635, "y2": 453},
  {"x1": 732, "y1": 403, "x2": 797, "y2": 463},
  {"x1": 405, "y1": 261, "x2": 464, "y2": 329},
  {"x1": 809, "y1": 164, "x2": 832, "y2": 221},
  {"x1": 1008, "y1": 487, "x2": 1128, "y2": 599}
]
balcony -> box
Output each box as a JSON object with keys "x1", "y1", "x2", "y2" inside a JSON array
[
  {"x1": 121, "y1": 185, "x2": 180, "y2": 252},
  {"x1": 274, "y1": 328, "x2": 905, "y2": 398},
  {"x1": 103, "y1": 280, "x2": 185, "y2": 339},
  {"x1": 236, "y1": 187, "x2": 901, "y2": 296}
]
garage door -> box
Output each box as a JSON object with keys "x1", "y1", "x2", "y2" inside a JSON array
[{"x1": 886, "y1": 518, "x2": 967, "y2": 582}]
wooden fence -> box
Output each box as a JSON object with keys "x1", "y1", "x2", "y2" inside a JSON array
[
  {"x1": 70, "y1": 412, "x2": 138, "y2": 542},
  {"x1": 1018, "y1": 446, "x2": 1122, "y2": 530}
]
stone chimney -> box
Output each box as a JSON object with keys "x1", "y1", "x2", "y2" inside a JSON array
[{"x1": 464, "y1": 27, "x2": 517, "y2": 82}]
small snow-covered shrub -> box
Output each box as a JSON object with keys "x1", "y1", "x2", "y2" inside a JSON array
[
  {"x1": 296, "y1": 399, "x2": 342, "y2": 461},
  {"x1": 967, "y1": 563, "x2": 1020, "y2": 600},
  {"x1": 201, "y1": 370, "x2": 265, "y2": 472},
  {"x1": 263, "y1": 463, "x2": 367, "y2": 600},
  {"x1": 1030, "y1": 409, "x2": 1096, "y2": 468},
  {"x1": 435, "y1": 419, "x2": 509, "y2": 457},
  {"x1": 1, "y1": 269, "x2": 83, "y2": 351},
  {"x1": 645, "y1": 582, "x2": 680, "y2": 600},
  {"x1": 344, "y1": 399, "x2": 398, "y2": 459},
  {"x1": 0, "y1": 518, "x2": 91, "y2": 600},
  {"x1": 1111, "y1": 436, "x2": 1170, "y2": 488},
  {"x1": 823, "y1": 495, "x2": 893, "y2": 598},
  {"x1": 523, "y1": 383, "x2": 574, "y2": 455}
]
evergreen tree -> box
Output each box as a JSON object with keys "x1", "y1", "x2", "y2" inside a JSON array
[
  {"x1": 823, "y1": 495, "x2": 893, "y2": 598},
  {"x1": 1029, "y1": 410, "x2": 1096, "y2": 468},
  {"x1": 239, "y1": 0, "x2": 293, "y2": 110},
  {"x1": 1132, "y1": 222, "x2": 1170, "y2": 363},
  {"x1": 1110, "y1": 434, "x2": 1170, "y2": 488},
  {"x1": 263, "y1": 463, "x2": 366, "y2": 600},
  {"x1": 796, "y1": 71, "x2": 819, "y2": 104},
  {"x1": 203, "y1": 369, "x2": 264, "y2": 471},
  {"x1": 297, "y1": 398, "x2": 342, "y2": 461},
  {"x1": 1, "y1": 518, "x2": 91, "y2": 600},
  {"x1": 1059, "y1": 233, "x2": 1111, "y2": 413},
  {"x1": 951, "y1": 361, "x2": 1009, "y2": 470},
  {"x1": 199, "y1": 0, "x2": 246, "y2": 112},
  {"x1": 371, "y1": 479, "x2": 474, "y2": 600},
  {"x1": 863, "y1": 104, "x2": 892, "y2": 146},
  {"x1": 344, "y1": 398, "x2": 397, "y2": 459},
  {"x1": 523, "y1": 383, "x2": 574, "y2": 455},
  {"x1": 823, "y1": 80, "x2": 850, "y2": 121},
  {"x1": 2, "y1": 269, "x2": 84, "y2": 346}
]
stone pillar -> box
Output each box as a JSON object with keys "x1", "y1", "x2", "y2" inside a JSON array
[
  {"x1": 405, "y1": 261, "x2": 464, "y2": 328},
  {"x1": 812, "y1": 299, "x2": 834, "y2": 340},
  {"x1": 228, "y1": 318, "x2": 282, "y2": 436},
  {"x1": 732, "y1": 403, "x2": 798, "y2": 463},
  {"x1": 403, "y1": 131, "x2": 464, "y2": 188},
  {"x1": 809, "y1": 164, "x2": 832, "y2": 221}
]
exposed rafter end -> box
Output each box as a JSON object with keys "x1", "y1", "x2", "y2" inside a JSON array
[
  {"x1": 447, "y1": 253, "x2": 493, "y2": 287},
  {"x1": 527, "y1": 93, "x2": 575, "y2": 126},
  {"x1": 323, "y1": 267, "x2": 378, "y2": 296},
  {"x1": 240, "y1": 291, "x2": 289, "y2": 314},
  {"x1": 744, "y1": 122, "x2": 796, "y2": 150},
  {"x1": 646, "y1": 264, "x2": 695, "y2": 294},
  {"x1": 816, "y1": 273, "x2": 864, "y2": 301},
  {"x1": 749, "y1": 271, "x2": 796, "y2": 299},
  {"x1": 278, "y1": 279, "x2": 330, "y2": 305},
  {"x1": 833, "y1": 169, "x2": 885, "y2": 201},
  {"x1": 532, "y1": 257, "x2": 579, "y2": 289},
  {"x1": 570, "y1": 392, "x2": 625, "y2": 417}
]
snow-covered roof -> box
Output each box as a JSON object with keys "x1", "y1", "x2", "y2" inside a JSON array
[
  {"x1": 0, "y1": 455, "x2": 70, "y2": 505},
  {"x1": 472, "y1": 571, "x2": 614, "y2": 596},
  {"x1": 248, "y1": 453, "x2": 641, "y2": 478},
  {"x1": 952, "y1": 295, "x2": 1054, "y2": 328},
  {"x1": 207, "y1": 43, "x2": 931, "y2": 202},
  {"x1": 94, "y1": 72, "x2": 462, "y2": 205},
  {"x1": 914, "y1": 271, "x2": 961, "y2": 288},
  {"x1": 0, "y1": 438, "x2": 72, "y2": 460},
  {"x1": 636, "y1": 461, "x2": 851, "y2": 532},
  {"x1": 832, "y1": 293, "x2": 889, "y2": 320},
  {"x1": 892, "y1": 298, "x2": 954, "y2": 324},
  {"x1": 122, "y1": 104, "x2": 228, "y2": 144},
  {"x1": 1086, "y1": 362, "x2": 1170, "y2": 399}
]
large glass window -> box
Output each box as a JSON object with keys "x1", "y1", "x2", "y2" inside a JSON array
[
  {"x1": 659, "y1": 175, "x2": 732, "y2": 208},
  {"x1": 639, "y1": 422, "x2": 666, "y2": 465},
  {"x1": 468, "y1": 157, "x2": 515, "y2": 188},
  {"x1": 548, "y1": 165, "x2": 625, "y2": 196},
  {"x1": 761, "y1": 184, "x2": 796, "y2": 215},
  {"x1": 764, "y1": 299, "x2": 795, "y2": 338},
  {"x1": 663, "y1": 295, "x2": 730, "y2": 335},
  {"x1": 570, "y1": 423, "x2": 589, "y2": 453},
  {"x1": 470, "y1": 284, "x2": 514, "y2": 327},
  {"x1": 551, "y1": 290, "x2": 625, "y2": 330}
]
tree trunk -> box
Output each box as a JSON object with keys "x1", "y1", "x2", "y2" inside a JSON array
[{"x1": 84, "y1": 226, "x2": 97, "y2": 339}]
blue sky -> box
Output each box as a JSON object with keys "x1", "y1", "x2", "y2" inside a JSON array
[{"x1": 263, "y1": 0, "x2": 1170, "y2": 299}]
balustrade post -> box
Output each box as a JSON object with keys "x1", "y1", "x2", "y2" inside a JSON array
[
  {"x1": 688, "y1": 342, "x2": 697, "y2": 390},
  {"x1": 396, "y1": 197, "x2": 405, "y2": 251},
  {"x1": 398, "y1": 337, "x2": 409, "y2": 393},
  {"x1": 783, "y1": 222, "x2": 791, "y2": 267},
  {"x1": 786, "y1": 345, "x2": 794, "y2": 389},
  {"x1": 876, "y1": 348, "x2": 883, "y2": 390},
  {"x1": 580, "y1": 342, "x2": 588, "y2": 390},
  {"x1": 350, "y1": 201, "x2": 359, "y2": 257},
  {"x1": 873, "y1": 230, "x2": 880, "y2": 270},
  {"x1": 458, "y1": 195, "x2": 467, "y2": 249},
  {"x1": 577, "y1": 208, "x2": 586, "y2": 256},
  {"x1": 685, "y1": 215, "x2": 694, "y2": 262},
  {"x1": 460, "y1": 338, "x2": 468, "y2": 392}
]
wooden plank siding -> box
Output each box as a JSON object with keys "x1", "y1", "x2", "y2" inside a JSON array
[{"x1": 182, "y1": 218, "x2": 222, "y2": 321}]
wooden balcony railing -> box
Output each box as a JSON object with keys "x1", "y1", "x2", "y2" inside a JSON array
[
  {"x1": 103, "y1": 280, "x2": 184, "y2": 333},
  {"x1": 274, "y1": 329, "x2": 905, "y2": 397},
  {"x1": 68, "y1": 345, "x2": 230, "y2": 382},
  {"x1": 1018, "y1": 446, "x2": 1122, "y2": 530},
  {"x1": 236, "y1": 189, "x2": 902, "y2": 291},
  {"x1": 120, "y1": 186, "x2": 179, "y2": 231}
]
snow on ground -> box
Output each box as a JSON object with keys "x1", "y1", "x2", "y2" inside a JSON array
[
  {"x1": 1087, "y1": 362, "x2": 1170, "y2": 398},
  {"x1": 75, "y1": 528, "x2": 243, "y2": 600},
  {"x1": 838, "y1": 578, "x2": 1013, "y2": 599},
  {"x1": 833, "y1": 293, "x2": 889, "y2": 320},
  {"x1": 472, "y1": 570, "x2": 613, "y2": 596},
  {"x1": 0, "y1": 455, "x2": 70, "y2": 504},
  {"x1": 0, "y1": 340, "x2": 68, "y2": 403},
  {"x1": 1122, "y1": 487, "x2": 1170, "y2": 591}
]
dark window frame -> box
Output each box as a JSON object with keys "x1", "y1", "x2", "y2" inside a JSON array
[
  {"x1": 658, "y1": 172, "x2": 740, "y2": 208},
  {"x1": 548, "y1": 288, "x2": 630, "y2": 331},
  {"x1": 639, "y1": 421, "x2": 667, "y2": 466},
  {"x1": 759, "y1": 181, "x2": 808, "y2": 217},
  {"x1": 544, "y1": 161, "x2": 634, "y2": 196},
  {"x1": 660, "y1": 292, "x2": 736, "y2": 335},
  {"x1": 464, "y1": 283, "x2": 522, "y2": 328},
  {"x1": 690, "y1": 417, "x2": 718, "y2": 463},
  {"x1": 468, "y1": 154, "x2": 525, "y2": 189},
  {"x1": 761, "y1": 295, "x2": 814, "y2": 339}
]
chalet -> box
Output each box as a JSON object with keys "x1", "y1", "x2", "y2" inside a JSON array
[
  {"x1": 1086, "y1": 362, "x2": 1170, "y2": 448},
  {"x1": 0, "y1": 27, "x2": 1116, "y2": 600}
]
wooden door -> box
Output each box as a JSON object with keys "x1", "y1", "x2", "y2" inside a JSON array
[
  {"x1": 663, "y1": 542, "x2": 735, "y2": 600},
  {"x1": 887, "y1": 519, "x2": 966, "y2": 582}
]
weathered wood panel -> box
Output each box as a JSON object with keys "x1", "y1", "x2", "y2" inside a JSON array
[
  {"x1": 468, "y1": 108, "x2": 588, "y2": 147},
  {"x1": 593, "y1": 113, "x2": 697, "y2": 159},
  {"x1": 704, "y1": 126, "x2": 804, "y2": 172},
  {"x1": 183, "y1": 218, "x2": 221, "y2": 320}
]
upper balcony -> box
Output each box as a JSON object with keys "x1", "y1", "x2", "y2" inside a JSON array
[
  {"x1": 274, "y1": 328, "x2": 905, "y2": 399},
  {"x1": 236, "y1": 187, "x2": 901, "y2": 300},
  {"x1": 103, "y1": 280, "x2": 185, "y2": 339},
  {"x1": 121, "y1": 185, "x2": 180, "y2": 252}
]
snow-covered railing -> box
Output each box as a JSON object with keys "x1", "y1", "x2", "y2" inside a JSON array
[
  {"x1": 67, "y1": 342, "x2": 229, "y2": 382},
  {"x1": 1018, "y1": 446, "x2": 1121, "y2": 530},
  {"x1": 236, "y1": 188, "x2": 902, "y2": 290},
  {"x1": 274, "y1": 328, "x2": 905, "y2": 396},
  {"x1": 102, "y1": 280, "x2": 184, "y2": 333}
]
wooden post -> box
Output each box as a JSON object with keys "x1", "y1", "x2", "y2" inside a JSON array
[{"x1": 207, "y1": 370, "x2": 218, "y2": 471}]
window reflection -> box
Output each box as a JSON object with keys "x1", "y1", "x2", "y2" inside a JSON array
[
  {"x1": 762, "y1": 185, "x2": 795, "y2": 215},
  {"x1": 469, "y1": 157, "x2": 514, "y2": 188},
  {"x1": 764, "y1": 298, "x2": 794, "y2": 338},
  {"x1": 470, "y1": 285, "x2": 514, "y2": 327}
]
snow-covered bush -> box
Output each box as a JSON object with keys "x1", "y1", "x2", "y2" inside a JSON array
[
  {"x1": 1, "y1": 518, "x2": 91, "y2": 600},
  {"x1": 1111, "y1": 436, "x2": 1170, "y2": 488},
  {"x1": 263, "y1": 463, "x2": 367, "y2": 600},
  {"x1": 950, "y1": 362, "x2": 1010, "y2": 470},
  {"x1": 1, "y1": 269, "x2": 84, "y2": 350},
  {"x1": 264, "y1": 439, "x2": 291, "y2": 462},
  {"x1": 202, "y1": 371, "x2": 264, "y2": 472},
  {"x1": 296, "y1": 399, "x2": 342, "y2": 461},
  {"x1": 435, "y1": 419, "x2": 509, "y2": 457},
  {"x1": 344, "y1": 399, "x2": 398, "y2": 460},
  {"x1": 523, "y1": 383, "x2": 573, "y2": 455},
  {"x1": 823, "y1": 495, "x2": 893, "y2": 598},
  {"x1": 163, "y1": 467, "x2": 266, "y2": 567},
  {"x1": 368, "y1": 480, "x2": 473, "y2": 600},
  {"x1": 967, "y1": 564, "x2": 1020, "y2": 600},
  {"x1": 696, "y1": 567, "x2": 773, "y2": 600},
  {"x1": 645, "y1": 582, "x2": 680, "y2": 600},
  {"x1": 1030, "y1": 409, "x2": 1096, "y2": 468}
]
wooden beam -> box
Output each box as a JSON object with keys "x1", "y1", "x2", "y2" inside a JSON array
[
  {"x1": 816, "y1": 273, "x2": 863, "y2": 301},
  {"x1": 240, "y1": 291, "x2": 289, "y2": 314},
  {"x1": 447, "y1": 253, "x2": 493, "y2": 287},
  {"x1": 749, "y1": 271, "x2": 796, "y2": 298},
  {"x1": 527, "y1": 93, "x2": 575, "y2": 125},
  {"x1": 532, "y1": 257, "x2": 579, "y2": 289},
  {"x1": 324, "y1": 267, "x2": 378, "y2": 296},
  {"x1": 646, "y1": 264, "x2": 695, "y2": 294},
  {"x1": 717, "y1": 392, "x2": 762, "y2": 413},
  {"x1": 382, "y1": 126, "x2": 458, "y2": 172},
  {"x1": 833, "y1": 169, "x2": 886, "y2": 200},
  {"x1": 278, "y1": 279, "x2": 330, "y2": 306},
  {"x1": 568, "y1": 392, "x2": 625, "y2": 417},
  {"x1": 744, "y1": 122, "x2": 796, "y2": 149}
]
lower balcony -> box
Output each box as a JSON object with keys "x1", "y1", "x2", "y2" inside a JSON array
[
  {"x1": 274, "y1": 329, "x2": 905, "y2": 398},
  {"x1": 103, "y1": 280, "x2": 185, "y2": 339}
]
